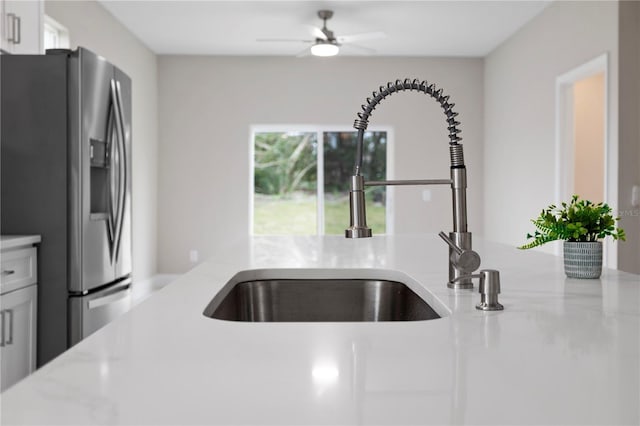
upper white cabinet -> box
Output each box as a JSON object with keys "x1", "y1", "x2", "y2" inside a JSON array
[{"x1": 1, "y1": 0, "x2": 43, "y2": 54}]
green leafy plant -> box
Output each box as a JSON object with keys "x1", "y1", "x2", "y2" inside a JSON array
[{"x1": 519, "y1": 195, "x2": 625, "y2": 249}]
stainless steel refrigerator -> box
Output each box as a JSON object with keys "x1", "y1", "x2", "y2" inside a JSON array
[{"x1": 1, "y1": 47, "x2": 132, "y2": 366}]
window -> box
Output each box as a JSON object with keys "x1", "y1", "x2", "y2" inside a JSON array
[
  {"x1": 43, "y1": 16, "x2": 70, "y2": 51},
  {"x1": 251, "y1": 127, "x2": 390, "y2": 235}
]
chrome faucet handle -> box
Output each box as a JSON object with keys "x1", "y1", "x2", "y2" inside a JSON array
[
  {"x1": 438, "y1": 231, "x2": 481, "y2": 273},
  {"x1": 452, "y1": 269, "x2": 504, "y2": 311}
]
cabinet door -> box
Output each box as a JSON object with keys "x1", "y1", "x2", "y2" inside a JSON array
[
  {"x1": 0, "y1": 285, "x2": 37, "y2": 392},
  {"x1": 2, "y1": 0, "x2": 42, "y2": 54},
  {"x1": 1, "y1": 0, "x2": 9, "y2": 52}
]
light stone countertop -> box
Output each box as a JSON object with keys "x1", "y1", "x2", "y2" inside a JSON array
[
  {"x1": 1, "y1": 235, "x2": 638, "y2": 425},
  {"x1": 0, "y1": 235, "x2": 41, "y2": 251}
]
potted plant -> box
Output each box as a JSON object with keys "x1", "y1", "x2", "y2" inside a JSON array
[{"x1": 519, "y1": 195, "x2": 625, "y2": 278}]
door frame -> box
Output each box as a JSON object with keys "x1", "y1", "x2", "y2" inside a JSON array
[{"x1": 555, "y1": 53, "x2": 617, "y2": 267}]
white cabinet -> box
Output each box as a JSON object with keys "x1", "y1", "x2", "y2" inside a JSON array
[
  {"x1": 1, "y1": 0, "x2": 43, "y2": 54},
  {"x1": 1, "y1": 285, "x2": 37, "y2": 391},
  {"x1": 1, "y1": 236, "x2": 39, "y2": 392}
]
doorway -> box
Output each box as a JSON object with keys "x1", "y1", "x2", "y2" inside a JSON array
[
  {"x1": 573, "y1": 72, "x2": 605, "y2": 202},
  {"x1": 555, "y1": 54, "x2": 616, "y2": 267}
]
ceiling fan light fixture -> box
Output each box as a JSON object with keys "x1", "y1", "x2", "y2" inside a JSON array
[{"x1": 311, "y1": 42, "x2": 339, "y2": 57}]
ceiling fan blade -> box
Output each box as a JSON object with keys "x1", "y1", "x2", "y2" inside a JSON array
[
  {"x1": 307, "y1": 25, "x2": 328, "y2": 40},
  {"x1": 295, "y1": 46, "x2": 311, "y2": 58},
  {"x1": 256, "y1": 38, "x2": 313, "y2": 43},
  {"x1": 337, "y1": 31, "x2": 386, "y2": 44}
]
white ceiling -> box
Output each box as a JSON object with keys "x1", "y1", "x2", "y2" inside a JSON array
[{"x1": 98, "y1": 0, "x2": 550, "y2": 57}]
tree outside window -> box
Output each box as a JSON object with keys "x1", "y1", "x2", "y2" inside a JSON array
[{"x1": 252, "y1": 129, "x2": 388, "y2": 235}]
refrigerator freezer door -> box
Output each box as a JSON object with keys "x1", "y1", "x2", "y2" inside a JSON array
[{"x1": 68, "y1": 277, "x2": 132, "y2": 347}]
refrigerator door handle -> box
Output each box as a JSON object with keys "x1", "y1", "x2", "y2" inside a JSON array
[
  {"x1": 107, "y1": 80, "x2": 119, "y2": 258},
  {"x1": 113, "y1": 80, "x2": 128, "y2": 261},
  {"x1": 87, "y1": 283, "x2": 131, "y2": 310},
  {"x1": 108, "y1": 79, "x2": 126, "y2": 262},
  {"x1": 106, "y1": 100, "x2": 116, "y2": 246}
]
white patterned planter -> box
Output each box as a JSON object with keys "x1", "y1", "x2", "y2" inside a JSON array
[{"x1": 563, "y1": 241, "x2": 602, "y2": 279}]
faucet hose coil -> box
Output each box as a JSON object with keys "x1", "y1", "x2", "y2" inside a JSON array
[{"x1": 353, "y1": 78, "x2": 462, "y2": 145}]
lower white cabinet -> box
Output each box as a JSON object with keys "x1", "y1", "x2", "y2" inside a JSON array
[
  {"x1": 1, "y1": 285, "x2": 37, "y2": 391},
  {"x1": 1, "y1": 236, "x2": 40, "y2": 392}
]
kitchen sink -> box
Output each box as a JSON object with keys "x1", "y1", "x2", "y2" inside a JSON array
[{"x1": 203, "y1": 269, "x2": 447, "y2": 322}]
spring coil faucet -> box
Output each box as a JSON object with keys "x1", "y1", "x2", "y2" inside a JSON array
[{"x1": 345, "y1": 78, "x2": 480, "y2": 289}]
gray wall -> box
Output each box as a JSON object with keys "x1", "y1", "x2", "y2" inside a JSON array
[
  {"x1": 45, "y1": 1, "x2": 637, "y2": 275},
  {"x1": 158, "y1": 56, "x2": 484, "y2": 273},
  {"x1": 617, "y1": 0, "x2": 640, "y2": 273},
  {"x1": 483, "y1": 1, "x2": 633, "y2": 267},
  {"x1": 46, "y1": 1, "x2": 159, "y2": 281}
]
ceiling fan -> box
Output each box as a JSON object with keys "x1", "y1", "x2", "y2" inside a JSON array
[{"x1": 257, "y1": 10, "x2": 386, "y2": 57}]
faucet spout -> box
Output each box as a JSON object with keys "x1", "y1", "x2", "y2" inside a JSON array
[
  {"x1": 353, "y1": 78, "x2": 463, "y2": 170},
  {"x1": 345, "y1": 78, "x2": 477, "y2": 289}
]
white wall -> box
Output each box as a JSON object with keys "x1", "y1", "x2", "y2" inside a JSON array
[
  {"x1": 617, "y1": 0, "x2": 640, "y2": 273},
  {"x1": 158, "y1": 56, "x2": 484, "y2": 273},
  {"x1": 43, "y1": 0, "x2": 634, "y2": 275},
  {"x1": 484, "y1": 1, "x2": 619, "y2": 255},
  {"x1": 45, "y1": 1, "x2": 159, "y2": 281}
]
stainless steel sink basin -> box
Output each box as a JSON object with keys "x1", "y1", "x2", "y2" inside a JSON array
[{"x1": 203, "y1": 270, "x2": 445, "y2": 322}]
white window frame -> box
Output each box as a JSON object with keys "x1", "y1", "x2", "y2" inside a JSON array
[
  {"x1": 43, "y1": 15, "x2": 70, "y2": 51},
  {"x1": 249, "y1": 125, "x2": 395, "y2": 236}
]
